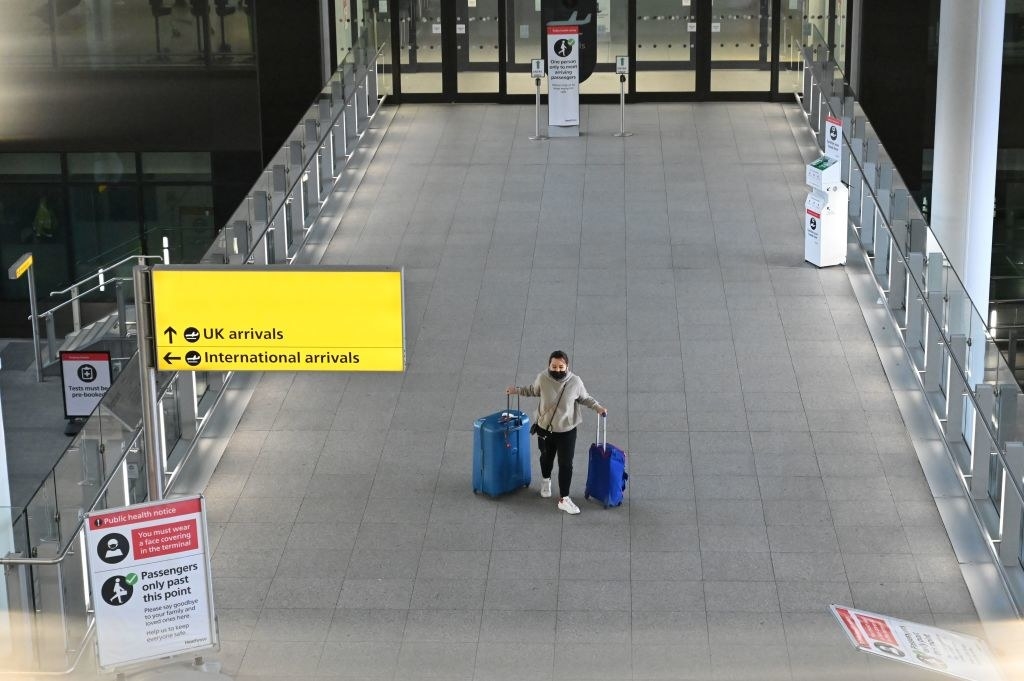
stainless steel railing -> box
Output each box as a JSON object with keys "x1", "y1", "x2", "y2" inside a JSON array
[{"x1": 801, "y1": 25, "x2": 1024, "y2": 611}]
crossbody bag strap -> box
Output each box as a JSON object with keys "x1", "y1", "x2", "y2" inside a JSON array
[{"x1": 544, "y1": 381, "x2": 569, "y2": 431}]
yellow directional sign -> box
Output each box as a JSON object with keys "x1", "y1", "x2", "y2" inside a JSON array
[{"x1": 151, "y1": 266, "x2": 405, "y2": 372}]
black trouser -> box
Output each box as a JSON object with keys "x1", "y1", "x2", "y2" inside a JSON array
[{"x1": 537, "y1": 426, "x2": 578, "y2": 499}]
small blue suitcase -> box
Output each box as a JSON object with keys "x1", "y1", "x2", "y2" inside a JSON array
[
  {"x1": 473, "y1": 396, "x2": 532, "y2": 497},
  {"x1": 584, "y1": 416, "x2": 627, "y2": 508}
]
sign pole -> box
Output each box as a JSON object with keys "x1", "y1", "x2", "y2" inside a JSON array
[
  {"x1": 7, "y1": 253, "x2": 43, "y2": 383},
  {"x1": 133, "y1": 266, "x2": 166, "y2": 501},
  {"x1": 529, "y1": 59, "x2": 548, "y2": 141},
  {"x1": 613, "y1": 56, "x2": 632, "y2": 138}
]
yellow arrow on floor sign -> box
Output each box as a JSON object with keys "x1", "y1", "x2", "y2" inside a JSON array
[{"x1": 151, "y1": 266, "x2": 406, "y2": 372}]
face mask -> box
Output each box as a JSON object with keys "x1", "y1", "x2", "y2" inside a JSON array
[{"x1": 549, "y1": 370, "x2": 566, "y2": 380}]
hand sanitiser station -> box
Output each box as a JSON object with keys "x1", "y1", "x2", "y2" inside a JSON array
[{"x1": 804, "y1": 115, "x2": 848, "y2": 267}]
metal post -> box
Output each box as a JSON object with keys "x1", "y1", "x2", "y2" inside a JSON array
[
  {"x1": 133, "y1": 266, "x2": 165, "y2": 502},
  {"x1": 529, "y1": 78, "x2": 548, "y2": 141},
  {"x1": 70, "y1": 284, "x2": 81, "y2": 331},
  {"x1": 26, "y1": 264, "x2": 43, "y2": 382},
  {"x1": 613, "y1": 74, "x2": 632, "y2": 138}
]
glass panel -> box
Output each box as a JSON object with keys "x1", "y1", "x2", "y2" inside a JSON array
[
  {"x1": 0, "y1": 2, "x2": 54, "y2": 66},
  {"x1": 141, "y1": 152, "x2": 212, "y2": 182},
  {"x1": 0, "y1": 185, "x2": 70, "y2": 299},
  {"x1": 69, "y1": 185, "x2": 141, "y2": 279},
  {"x1": 398, "y1": 0, "x2": 443, "y2": 93},
  {"x1": 210, "y1": 0, "x2": 256, "y2": 63},
  {"x1": 579, "y1": 0, "x2": 622, "y2": 95},
  {"x1": 337, "y1": 0, "x2": 356, "y2": 63},
  {"x1": 636, "y1": 1, "x2": 696, "y2": 93},
  {"x1": 506, "y1": 0, "x2": 542, "y2": 95},
  {"x1": 0, "y1": 154, "x2": 62, "y2": 180},
  {"x1": 710, "y1": 0, "x2": 772, "y2": 92},
  {"x1": 779, "y1": 0, "x2": 803, "y2": 94},
  {"x1": 458, "y1": 0, "x2": 499, "y2": 93},
  {"x1": 162, "y1": 379, "x2": 184, "y2": 471},
  {"x1": 67, "y1": 153, "x2": 136, "y2": 182},
  {"x1": 143, "y1": 185, "x2": 216, "y2": 264}
]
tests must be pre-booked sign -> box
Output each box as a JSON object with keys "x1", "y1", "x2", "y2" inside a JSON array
[
  {"x1": 85, "y1": 496, "x2": 216, "y2": 671},
  {"x1": 59, "y1": 351, "x2": 112, "y2": 419}
]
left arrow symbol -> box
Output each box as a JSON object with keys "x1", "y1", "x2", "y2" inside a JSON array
[
  {"x1": 163, "y1": 352, "x2": 181, "y2": 364},
  {"x1": 164, "y1": 327, "x2": 177, "y2": 343}
]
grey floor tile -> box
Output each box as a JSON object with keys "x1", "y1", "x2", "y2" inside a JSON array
[
  {"x1": 479, "y1": 610, "x2": 557, "y2": 642},
  {"x1": 475, "y1": 642, "x2": 555, "y2": 681},
  {"x1": 556, "y1": 610, "x2": 631, "y2": 643},
  {"x1": 698, "y1": 524, "x2": 770, "y2": 553},
  {"x1": 704, "y1": 580, "x2": 780, "y2": 612},
  {"x1": 394, "y1": 641, "x2": 477, "y2": 679},
  {"x1": 251, "y1": 608, "x2": 334, "y2": 642},
  {"x1": 553, "y1": 642, "x2": 633, "y2": 679},
  {"x1": 701, "y1": 550, "x2": 775, "y2": 581},
  {"x1": 485, "y1": 578, "x2": 558, "y2": 611},
  {"x1": 404, "y1": 609, "x2": 482, "y2": 642},
  {"x1": 238, "y1": 641, "x2": 323, "y2": 677},
  {"x1": 558, "y1": 579, "x2": 632, "y2": 611},
  {"x1": 327, "y1": 608, "x2": 408, "y2": 643}
]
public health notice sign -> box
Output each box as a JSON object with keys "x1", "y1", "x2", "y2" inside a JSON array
[
  {"x1": 59, "y1": 351, "x2": 112, "y2": 418},
  {"x1": 831, "y1": 605, "x2": 1003, "y2": 681},
  {"x1": 547, "y1": 24, "x2": 579, "y2": 128},
  {"x1": 86, "y1": 496, "x2": 216, "y2": 671}
]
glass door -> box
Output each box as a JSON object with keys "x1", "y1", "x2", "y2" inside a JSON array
[
  {"x1": 458, "y1": 0, "x2": 500, "y2": 93},
  {"x1": 395, "y1": 0, "x2": 501, "y2": 96},
  {"x1": 636, "y1": 0, "x2": 698, "y2": 93},
  {"x1": 396, "y1": 0, "x2": 444, "y2": 93},
  {"x1": 636, "y1": 0, "x2": 773, "y2": 96},
  {"x1": 709, "y1": 0, "x2": 773, "y2": 92}
]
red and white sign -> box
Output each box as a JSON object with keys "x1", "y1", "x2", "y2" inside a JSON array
[
  {"x1": 831, "y1": 605, "x2": 1003, "y2": 681},
  {"x1": 85, "y1": 496, "x2": 216, "y2": 671},
  {"x1": 59, "y1": 350, "x2": 112, "y2": 418},
  {"x1": 547, "y1": 24, "x2": 579, "y2": 128},
  {"x1": 824, "y1": 114, "x2": 843, "y2": 163}
]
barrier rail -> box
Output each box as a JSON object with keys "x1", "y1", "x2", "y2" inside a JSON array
[{"x1": 800, "y1": 26, "x2": 1024, "y2": 611}]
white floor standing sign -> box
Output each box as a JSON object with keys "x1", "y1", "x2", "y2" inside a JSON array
[
  {"x1": 547, "y1": 24, "x2": 579, "y2": 135},
  {"x1": 86, "y1": 496, "x2": 217, "y2": 671},
  {"x1": 831, "y1": 605, "x2": 1003, "y2": 681},
  {"x1": 59, "y1": 350, "x2": 112, "y2": 418}
]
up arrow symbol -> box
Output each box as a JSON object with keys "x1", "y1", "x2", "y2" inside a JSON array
[{"x1": 164, "y1": 326, "x2": 177, "y2": 343}]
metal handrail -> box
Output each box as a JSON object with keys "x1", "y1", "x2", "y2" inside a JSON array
[
  {"x1": 49, "y1": 254, "x2": 162, "y2": 296},
  {"x1": 243, "y1": 42, "x2": 386, "y2": 263},
  {"x1": 812, "y1": 53, "x2": 1024, "y2": 510},
  {"x1": 28, "y1": 278, "x2": 131, "y2": 321}
]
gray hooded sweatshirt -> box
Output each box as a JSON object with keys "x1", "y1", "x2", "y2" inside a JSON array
[{"x1": 516, "y1": 371, "x2": 603, "y2": 434}]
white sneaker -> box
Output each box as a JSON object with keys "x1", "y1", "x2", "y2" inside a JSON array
[
  {"x1": 540, "y1": 478, "x2": 552, "y2": 498},
  {"x1": 557, "y1": 496, "x2": 581, "y2": 515}
]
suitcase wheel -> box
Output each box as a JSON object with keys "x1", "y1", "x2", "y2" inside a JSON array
[{"x1": 584, "y1": 491, "x2": 590, "y2": 500}]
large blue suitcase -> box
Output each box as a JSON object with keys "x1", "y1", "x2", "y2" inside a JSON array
[
  {"x1": 584, "y1": 417, "x2": 627, "y2": 508},
  {"x1": 473, "y1": 397, "x2": 531, "y2": 497}
]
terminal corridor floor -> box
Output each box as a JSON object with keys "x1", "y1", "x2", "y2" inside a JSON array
[{"x1": 205, "y1": 103, "x2": 984, "y2": 680}]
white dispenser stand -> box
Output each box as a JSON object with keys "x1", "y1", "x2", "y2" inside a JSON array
[{"x1": 804, "y1": 155, "x2": 848, "y2": 267}]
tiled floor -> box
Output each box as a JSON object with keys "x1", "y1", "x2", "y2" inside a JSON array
[{"x1": 205, "y1": 103, "x2": 982, "y2": 680}]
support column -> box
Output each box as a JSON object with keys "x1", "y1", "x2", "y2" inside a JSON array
[
  {"x1": 930, "y1": 0, "x2": 1005, "y2": 450},
  {"x1": 930, "y1": 0, "x2": 1003, "y2": 323}
]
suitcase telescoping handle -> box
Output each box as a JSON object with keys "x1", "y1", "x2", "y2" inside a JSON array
[{"x1": 596, "y1": 412, "x2": 608, "y2": 450}]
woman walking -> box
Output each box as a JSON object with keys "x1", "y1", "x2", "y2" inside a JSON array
[{"x1": 507, "y1": 350, "x2": 607, "y2": 514}]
